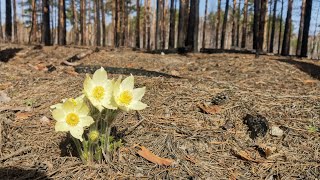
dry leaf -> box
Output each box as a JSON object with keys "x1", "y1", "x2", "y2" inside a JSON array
[
  {"x1": 40, "y1": 116, "x2": 51, "y2": 124},
  {"x1": 0, "y1": 82, "x2": 12, "y2": 90},
  {"x1": 15, "y1": 112, "x2": 32, "y2": 120},
  {"x1": 65, "y1": 69, "x2": 78, "y2": 76},
  {"x1": 198, "y1": 103, "x2": 221, "y2": 114},
  {"x1": 185, "y1": 155, "x2": 198, "y2": 164},
  {"x1": 0, "y1": 91, "x2": 11, "y2": 104},
  {"x1": 257, "y1": 144, "x2": 276, "y2": 158},
  {"x1": 136, "y1": 145, "x2": 174, "y2": 166},
  {"x1": 303, "y1": 79, "x2": 317, "y2": 86},
  {"x1": 232, "y1": 148, "x2": 273, "y2": 163}
]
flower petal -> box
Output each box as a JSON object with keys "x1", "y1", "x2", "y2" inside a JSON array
[
  {"x1": 80, "y1": 116, "x2": 94, "y2": 127},
  {"x1": 70, "y1": 127, "x2": 84, "y2": 141},
  {"x1": 78, "y1": 103, "x2": 89, "y2": 116},
  {"x1": 84, "y1": 74, "x2": 94, "y2": 94},
  {"x1": 128, "y1": 101, "x2": 148, "y2": 110},
  {"x1": 120, "y1": 75, "x2": 134, "y2": 91},
  {"x1": 62, "y1": 100, "x2": 75, "y2": 113},
  {"x1": 132, "y1": 87, "x2": 146, "y2": 101},
  {"x1": 55, "y1": 121, "x2": 69, "y2": 132},
  {"x1": 52, "y1": 109, "x2": 65, "y2": 121},
  {"x1": 93, "y1": 67, "x2": 108, "y2": 85}
]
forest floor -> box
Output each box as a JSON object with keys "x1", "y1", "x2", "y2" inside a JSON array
[{"x1": 0, "y1": 44, "x2": 319, "y2": 179}]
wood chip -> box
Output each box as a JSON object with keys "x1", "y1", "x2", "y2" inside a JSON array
[
  {"x1": 135, "y1": 145, "x2": 174, "y2": 166},
  {"x1": 198, "y1": 103, "x2": 221, "y2": 114}
]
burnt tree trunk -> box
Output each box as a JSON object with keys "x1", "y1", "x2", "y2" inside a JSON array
[
  {"x1": 177, "y1": 0, "x2": 187, "y2": 48},
  {"x1": 80, "y1": 0, "x2": 87, "y2": 45},
  {"x1": 143, "y1": 0, "x2": 147, "y2": 48},
  {"x1": 202, "y1": 0, "x2": 208, "y2": 49},
  {"x1": 155, "y1": 0, "x2": 160, "y2": 49},
  {"x1": 300, "y1": 0, "x2": 312, "y2": 57},
  {"x1": 95, "y1": 0, "x2": 101, "y2": 46},
  {"x1": 258, "y1": 0, "x2": 267, "y2": 51},
  {"x1": 231, "y1": 0, "x2": 237, "y2": 47},
  {"x1": 13, "y1": 0, "x2": 17, "y2": 42},
  {"x1": 186, "y1": 0, "x2": 199, "y2": 52},
  {"x1": 253, "y1": 0, "x2": 259, "y2": 50},
  {"x1": 42, "y1": 0, "x2": 51, "y2": 45},
  {"x1": 29, "y1": 0, "x2": 37, "y2": 43},
  {"x1": 5, "y1": 0, "x2": 12, "y2": 42},
  {"x1": 278, "y1": 0, "x2": 283, "y2": 54},
  {"x1": 101, "y1": 0, "x2": 106, "y2": 46},
  {"x1": 296, "y1": 0, "x2": 306, "y2": 56},
  {"x1": 221, "y1": 0, "x2": 229, "y2": 49},
  {"x1": 269, "y1": 0, "x2": 277, "y2": 53},
  {"x1": 136, "y1": 0, "x2": 141, "y2": 48},
  {"x1": 0, "y1": 2, "x2": 3, "y2": 40},
  {"x1": 168, "y1": 0, "x2": 175, "y2": 48},
  {"x1": 58, "y1": 0, "x2": 66, "y2": 45},
  {"x1": 236, "y1": 0, "x2": 241, "y2": 47},
  {"x1": 241, "y1": 0, "x2": 248, "y2": 48},
  {"x1": 147, "y1": 0, "x2": 151, "y2": 50},
  {"x1": 72, "y1": 0, "x2": 79, "y2": 45},
  {"x1": 216, "y1": 0, "x2": 221, "y2": 48},
  {"x1": 281, "y1": 0, "x2": 293, "y2": 56}
]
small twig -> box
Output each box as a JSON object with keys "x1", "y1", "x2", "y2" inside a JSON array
[
  {"x1": 125, "y1": 111, "x2": 145, "y2": 136},
  {"x1": 0, "y1": 146, "x2": 32, "y2": 162},
  {"x1": 61, "y1": 60, "x2": 81, "y2": 66}
]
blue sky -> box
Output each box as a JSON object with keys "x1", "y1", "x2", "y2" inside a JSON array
[{"x1": 0, "y1": 0, "x2": 319, "y2": 35}]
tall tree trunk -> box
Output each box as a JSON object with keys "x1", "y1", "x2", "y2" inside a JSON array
[
  {"x1": 177, "y1": 0, "x2": 187, "y2": 48},
  {"x1": 216, "y1": 0, "x2": 221, "y2": 48},
  {"x1": 221, "y1": 0, "x2": 229, "y2": 49},
  {"x1": 29, "y1": 0, "x2": 37, "y2": 43},
  {"x1": 80, "y1": 0, "x2": 86, "y2": 45},
  {"x1": 259, "y1": 0, "x2": 267, "y2": 51},
  {"x1": 168, "y1": 0, "x2": 175, "y2": 48},
  {"x1": 300, "y1": 0, "x2": 312, "y2": 57},
  {"x1": 269, "y1": 0, "x2": 277, "y2": 53},
  {"x1": 253, "y1": 0, "x2": 259, "y2": 50},
  {"x1": 95, "y1": 0, "x2": 101, "y2": 46},
  {"x1": 241, "y1": 0, "x2": 248, "y2": 48},
  {"x1": 236, "y1": 0, "x2": 241, "y2": 47},
  {"x1": 50, "y1": 0, "x2": 54, "y2": 44},
  {"x1": 101, "y1": 0, "x2": 106, "y2": 46},
  {"x1": 58, "y1": 0, "x2": 66, "y2": 45},
  {"x1": 278, "y1": 0, "x2": 283, "y2": 54},
  {"x1": 202, "y1": 0, "x2": 208, "y2": 49},
  {"x1": 136, "y1": 0, "x2": 140, "y2": 48},
  {"x1": 231, "y1": 0, "x2": 237, "y2": 47},
  {"x1": 122, "y1": 0, "x2": 128, "y2": 46},
  {"x1": 281, "y1": 0, "x2": 292, "y2": 56},
  {"x1": 42, "y1": 0, "x2": 51, "y2": 45},
  {"x1": 147, "y1": 0, "x2": 151, "y2": 50},
  {"x1": 13, "y1": 0, "x2": 17, "y2": 42},
  {"x1": 311, "y1": 5, "x2": 319, "y2": 56},
  {"x1": 0, "y1": 1, "x2": 3, "y2": 41},
  {"x1": 5, "y1": 0, "x2": 12, "y2": 42},
  {"x1": 72, "y1": 0, "x2": 79, "y2": 45},
  {"x1": 113, "y1": 0, "x2": 119, "y2": 47},
  {"x1": 266, "y1": 0, "x2": 272, "y2": 52},
  {"x1": 296, "y1": 0, "x2": 306, "y2": 56},
  {"x1": 155, "y1": 0, "x2": 160, "y2": 49},
  {"x1": 143, "y1": 0, "x2": 147, "y2": 48},
  {"x1": 186, "y1": 0, "x2": 199, "y2": 52},
  {"x1": 162, "y1": 0, "x2": 166, "y2": 49}
]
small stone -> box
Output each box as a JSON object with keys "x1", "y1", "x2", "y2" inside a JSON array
[
  {"x1": 161, "y1": 52, "x2": 165, "y2": 55},
  {"x1": 270, "y1": 126, "x2": 284, "y2": 137}
]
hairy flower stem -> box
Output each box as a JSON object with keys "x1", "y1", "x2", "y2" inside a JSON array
[
  {"x1": 102, "y1": 109, "x2": 119, "y2": 161},
  {"x1": 71, "y1": 137, "x2": 84, "y2": 162}
]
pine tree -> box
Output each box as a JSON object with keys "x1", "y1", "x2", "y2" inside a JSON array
[
  {"x1": 13, "y1": 0, "x2": 18, "y2": 42},
  {"x1": 269, "y1": 0, "x2": 277, "y2": 53},
  {"x1": 241, "y1": 0, "x2": 248, "y2": 48},
  {"x1": 5, "y1": 0, "x2": 12, "y2": 42},
  {"x1": 177, "y1": 0, "x2": 187, "y2": 48},
  {"x1": 42, "y1": 0, "x2": 51, "y2": 45},
  {"x1": 58, "y1": 0, "x2": 66, "y2": 45},
  {"x1": 168, "y1": 0, "x2": 175, "y2": 48},
  {"x1": 296, "y1": 0, "x2": 306, "y2": 56},
  {"x1": 216, "y1": 0, "x2": 221, "y2": 48},
  {"x1": 281, "y1": 0, "x2": 292, "y2": 56},
  {"x1": 231, "y1": 0, "x2": 237, "y2": 47},
  {"x1": 300, "y1": 0, "x2": 312, "y2": 57},
  {"x1": 136, "y1": 0, "x2": 140, "y2": 48},
  {"x1": 80, "y1": 0, "x2": 87, "y2": 45},
  {"x1": 221, "y1": 0, "x2": 229, "y2": 49},
  {"x1": 202, "y1": 0, "x2": 208, "y2": 49},
  {"x1": 186, "y1": 0, "x2": 199, "y2": 52}
]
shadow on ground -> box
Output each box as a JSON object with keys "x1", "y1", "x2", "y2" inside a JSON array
[
  {"x1": 0, "y1": 48, "x2": 23, "y2": 62},
  {"x1": 276, "y1": 58, "x2": 320, "y2": 80},
  {"x1": 0, "y1": 166, "x2": 49, "y2": 180}
]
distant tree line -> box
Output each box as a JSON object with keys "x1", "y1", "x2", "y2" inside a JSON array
[{"x1": 0, "y1": 0, "x2": 316, "y2": 57}]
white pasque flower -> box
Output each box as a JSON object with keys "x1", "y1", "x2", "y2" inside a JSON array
[
  {"x1": 52, "y1": 97, "x2": 94, "y2": 141},
  {"x1": 83, "y1": 67, "x2": 117, "y2": 111},
  {"x1": 113, "y1": 75, "x2": 147, "y2": 111}
]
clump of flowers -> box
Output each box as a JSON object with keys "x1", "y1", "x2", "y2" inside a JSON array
[{"x1": 51, "y1": 67, "x2": 147, "y2": 163}]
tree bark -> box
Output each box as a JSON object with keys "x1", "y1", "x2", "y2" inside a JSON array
[
  {"x1": 147, "y1": 0, "x2": 151, "y2": 50},
  {"x1": 5, "y1": 0, "x2": 12, "y2": 42},
  {"x1": 266, "y1": 0, "x2": 272, "y2": 52},
  {"x1": 80, "y1": 0, "x2": 86, "y2": 45},
  {"x1": 221, "y1": 0, "x2": 229, "y2": 49},
  {"x1": 58, "y1": 0, "x2": 66, "y2": 45},
  {"x1": 278, "y1": 0, "x2": 283, "y2": 54},
  {"x1": 253, "y1": 0, "x2": 259, "y2": 50},
  {"x1": 259, "y1": 0, "x2": 267, "y2": 51},
  {"x1": 231, "y1": 0, "x2": 237, "y2": 47},
  {"x1": 42, "y1": 0, "x2": 51, "y2": 45},
  {"x1": 241, "y1": 0, "x2": 248, "y2": 48},
  {"x1": 281, "y1": 0, "x2": 292, "y2": 56},
  {"x1": 95, "y1": 0, "x2": 101, "y2": 46},
  {"x1": 13, "y1": 0, "x2": 17, "y2": 42},
  {"x1": 186, "y1": 0, "x2": 199, "y2": 52},
  {"x1": 296, "y1": 0, "x2": 306, "y2": 56},
  {"x1": 300, "y1": 0, "x2": 312, "y2": 57},
  {"x1": 216, "y1": 0, "x2": 221, "y2": 48},
  {"x1": 71, "y1": 0, "x2": 79, "y2": 45},
  {"x1": 168, "y1": 0, "x2": 175, "y2": 48},
  {"x1": 143, "y1": 0, "x2": 147, "y2": 48},
  {"x1": 202, "y1": 0, "x2": 208, "y2": 49},
  {"x1": 177, "y1": 0, "x2": 187, "y2": 48},
  {"x1": 162, "y1": 0, "x2": 166, "y2": 49},
  {"x1": 269, "y1": 0, "x2": 277, "y2": 53},
  {"x1": 236, "y1": 0, "x2": 241, "y2": 47},
  {"x1": 29, "y1": 0, "x2": 37, "y2": 43},
  {"x1": 155, "y1": 0, "x2": 160, "y2": 49},
  {"x1": 0, "y1": 2, "x2": 3, "y2": 40},
  {"x1": 136, "y1": 0, "x2": 140, "y2": 48}
]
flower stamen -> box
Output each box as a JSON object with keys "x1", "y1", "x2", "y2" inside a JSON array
[
  {"x1": 119, "y1": 90, "x2": 133, "y2": 105},
  {"x1": 66, "y1": 113, "x2": 80, "y2": 126},
  {"x1": 92, "y1": 86, "x2": 105, "y2": 100}
]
